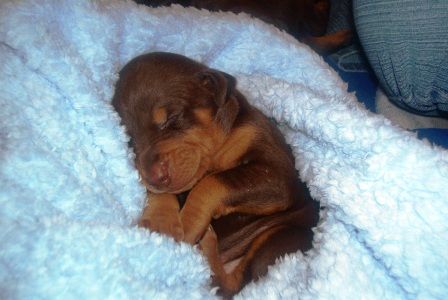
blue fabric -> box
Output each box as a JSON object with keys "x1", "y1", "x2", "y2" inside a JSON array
[
  {"x1": 416, "y1": 129, "x2": 448, "y2": 149},
  {"x1": 327, "y1": 56, "x2": 448, "y2": 149},
  {"x1": 326, "y1": 56, "x2": 378, "y2": 112},
  {"x1": 353, "y1": 0, "x2": 448, "y2": 117}
]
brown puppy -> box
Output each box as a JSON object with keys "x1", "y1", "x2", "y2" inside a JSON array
[
  {"x1": 136, "y1": 0, "x2": 352, "y2": 53},
  {"x1": 112, "y1": 52, "x2": 318, "y2": 296}
]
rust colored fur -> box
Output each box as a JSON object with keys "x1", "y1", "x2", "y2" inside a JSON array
[{"x1": 112, "y1": 52, "x2": 318, "y2": 297}]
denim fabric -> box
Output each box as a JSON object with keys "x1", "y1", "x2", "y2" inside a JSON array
[{"x1": 353, "y1": 0, "x2": 448, "y2": 116}]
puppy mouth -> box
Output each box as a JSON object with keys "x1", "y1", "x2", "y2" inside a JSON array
[
  {"x1": 143, "y1": 176, "x2": 199, "y2": 194},
  {"x1": 142, "y1": 148, "x2": 203, "y2": 194}
]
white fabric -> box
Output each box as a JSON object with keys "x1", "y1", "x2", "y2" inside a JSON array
[{"x1": 1, "y1": 1, "x2": 447, "y2": 299}]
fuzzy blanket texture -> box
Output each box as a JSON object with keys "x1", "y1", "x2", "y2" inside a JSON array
[{"x1": 1, "y1": 0, "x2": 447, "y2": 299}]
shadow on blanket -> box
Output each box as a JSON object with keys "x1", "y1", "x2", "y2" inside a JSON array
[{"x1": 0, "y1": 0, "x2": 447, "y2": 299}]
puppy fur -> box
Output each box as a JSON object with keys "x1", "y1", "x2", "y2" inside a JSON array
[{"x1": 112, "y1": 52, "x2": 318, "y2": 296}]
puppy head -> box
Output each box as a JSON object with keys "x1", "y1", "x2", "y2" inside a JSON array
[{"x1": 112, "y1": 52, "x2": 239, "y2": 194}]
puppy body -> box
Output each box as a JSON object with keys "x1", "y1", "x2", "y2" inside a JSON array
[{"x1": 113, "y1": 52, "x2": 318, "y2": 296}]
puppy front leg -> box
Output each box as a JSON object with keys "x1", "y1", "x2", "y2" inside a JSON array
[
  {"x1": 139, "y1": 193, "x2": 184, "y2": 241},
  {"x1": 181, "y1": 162, "x2": 293, "y2": 244},
  {"x1": 180, "y1": 176, "x2": 227, "y2": 244},
  {"x1": 304, "y1": 29, "x2": 353, "y2": 53}
]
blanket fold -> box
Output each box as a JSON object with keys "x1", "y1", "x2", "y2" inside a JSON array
[{"x1": 1, "y1": 0, "x2": 447, "y2": 299}]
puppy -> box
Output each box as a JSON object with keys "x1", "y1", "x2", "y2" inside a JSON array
[
  {"x1": 112, "y1": 52, "x2": 318, "y2": 296},
  {"x1": 136, "y1": 0, "x2": 352, "y2": 53}
]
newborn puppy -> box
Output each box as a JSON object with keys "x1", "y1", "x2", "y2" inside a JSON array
[{"x1": 112, "y1": 52, "x2": 318, "y2": 296}]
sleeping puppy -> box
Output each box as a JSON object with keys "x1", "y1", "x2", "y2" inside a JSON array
[{"x1": 112, "y1": 52, "x2": 318, "y2": 296}]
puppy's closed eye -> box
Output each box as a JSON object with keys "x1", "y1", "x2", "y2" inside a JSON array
[
  {"x1": 158, "y1": 112, "x2": 183, "y2": 130},
  {"x1": 153, "y1": 107, "x2": 182, "y2": 130}
]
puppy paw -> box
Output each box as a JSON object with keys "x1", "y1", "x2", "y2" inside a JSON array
[
  {"x1": 198, "y1": 226, "x2": 218, "y2": 257},
  {"x1": 332, "y1": 29, "x2": 353, "y2": 46},
  {"x1": 139, "y1": 215, "x2": 184, "y2": 242}
]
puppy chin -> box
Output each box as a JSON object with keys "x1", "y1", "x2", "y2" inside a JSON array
[{"x1": 143, "y1": 178, "x2": 198, "y2": 195}]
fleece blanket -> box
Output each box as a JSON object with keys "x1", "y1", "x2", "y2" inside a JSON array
[{"x1": 1, "y1": 1, "x2": 447, "y2": 299}]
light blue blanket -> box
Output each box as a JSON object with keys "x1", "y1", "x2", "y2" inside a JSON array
[{"x1": 1, "y1": 1, "x2": 447, "y2": 299}]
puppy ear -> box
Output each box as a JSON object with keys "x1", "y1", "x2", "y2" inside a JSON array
[
  {"x1": 197, "y1": 69, "x2": 236, "y2": 107},
  {"x1": 196, "y1": 69, "x2": 239, "y2": 133}
]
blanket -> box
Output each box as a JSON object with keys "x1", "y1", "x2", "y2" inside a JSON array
[{"x1": 1, "y1": 0, "x2": 447, "y2": 299}]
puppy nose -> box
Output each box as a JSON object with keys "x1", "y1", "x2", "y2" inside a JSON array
[{"x1": 147, "y1": 159, "x2": 170, "y2": 187}]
